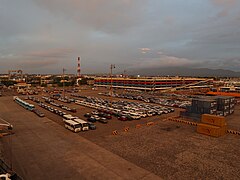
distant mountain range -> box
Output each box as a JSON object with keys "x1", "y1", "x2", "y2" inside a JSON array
[{"x1": 126, "y1": 67, "x2": 240, "y2": 77}]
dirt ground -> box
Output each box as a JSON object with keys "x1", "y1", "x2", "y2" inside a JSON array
[
  {"x1": 98, "y1": 121, "x2": 240, "y2": 179},
  {"x1": 1, "y1": 87, "x2": 240, "y2": 179},
  {"x1": 226, "y1": 105, "x2": 240, "y2": 131}
]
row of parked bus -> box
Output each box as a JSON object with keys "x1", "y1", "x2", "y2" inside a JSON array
[
  {"x1": 62, "y1": 114, "x2": 92, "y2": 132},
  {"x1": 35, "y1": 101, "x2": 91, "y2": 132},
  {"x1": 13, "y1": 96, "x2": 35, "y2": 111},
  {"x1": 14, "y1": 96, "x2": 45, "y2": 117}
]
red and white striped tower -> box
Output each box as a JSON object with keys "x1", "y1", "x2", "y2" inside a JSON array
[{"x1": 77, "y1": 57, "x2": 81, "y2": 78}]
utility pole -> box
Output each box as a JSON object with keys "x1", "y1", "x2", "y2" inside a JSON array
[
  {"x1": 63, "y1": 68, "x2": 66, "y2": 99},
  {"x1": 123, "y1": 70, "x2": 126, "y2": 94},
  {"x1": 110, "y1": 64, "x2": 115, "y2": 107},
  {"x1": 77, "y1": 56, "x2": 81, "y2": 86}
]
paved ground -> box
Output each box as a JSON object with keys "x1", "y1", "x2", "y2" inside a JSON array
[
  {"x1": 0, "y1": 96, "x2": 160, "y2": 180},
  {"x1": 26, "y1": 96, "x2": 180, "y2": 143},
  {"x1": 1, "y1": 88, "x2": 240, "y2": 179}
]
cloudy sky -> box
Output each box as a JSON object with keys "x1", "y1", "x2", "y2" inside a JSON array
[{"x1": 1, "y1": 0, "x2": 240, "y2": 74}]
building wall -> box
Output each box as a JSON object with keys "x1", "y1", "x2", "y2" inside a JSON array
[{"x1": 94, "y1": 77, "x2": 206, "y2": 90}]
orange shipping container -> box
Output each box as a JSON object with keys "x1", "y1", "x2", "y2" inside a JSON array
[
  {"x1": 201, "y1": 114, "x2": 226, "y2": 127},
  {"x1": 197, "y1": 123, "x2": 226, "y2": 137}
]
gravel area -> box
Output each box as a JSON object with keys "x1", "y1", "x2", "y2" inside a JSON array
[{"x1": 97, "y1": 120, "x2": 240, "y2": 179}]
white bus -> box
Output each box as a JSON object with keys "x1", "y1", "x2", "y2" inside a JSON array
[
  {"x1": 63, "y1": 114, "x2": 76, "y2": 122},
  {"x1": 73, "y1": 119, "x2": 89, "y2": 131},
  {"x1": 64, "y1": 120, "x2": 82, "y2": 132}
]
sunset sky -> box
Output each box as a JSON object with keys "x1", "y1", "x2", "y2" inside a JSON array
[{"x1": 1, "y1": 0, "x2": 240, "y2": 74}]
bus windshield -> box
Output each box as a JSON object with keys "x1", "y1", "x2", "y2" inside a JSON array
[
  {"x1": 73, "y1": 124, "x2": 82, "y2": 129},
  {"x1": 82, "y1": 123, "x2": 88, "y2": 128}
]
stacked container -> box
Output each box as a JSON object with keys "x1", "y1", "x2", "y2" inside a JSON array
[
  {"x1": 229, "y1": 97, "x2": 235, "y2": 115},
  {"x1": 190, "y1": 98, "x2": 217, "y2": 115},
  {"x1": 186, "y1": 105, "x2": 192, "y2": 113},
  {"x1": 215, "y1": 96, "x2": 235, "y2": 116},
  {"x1": 197, "y1": 114, "x2": 227, "y2": 137},
  {"x1": 185, "y1": 96, "x2": 236, "y2": 117}
]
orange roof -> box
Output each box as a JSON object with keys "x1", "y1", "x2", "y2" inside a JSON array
[{"x1": 207, "y1": 91, "x2": 240, "y2": 98}]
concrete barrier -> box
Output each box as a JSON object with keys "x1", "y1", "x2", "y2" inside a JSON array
[
  {"x1": 146, "y1": 122, "x2": 154, "y2": 126},
  {"x1": 112, "y1": 130, "x2": 118, "y2": 135},
  {"x1": 227, "y1": 129, "x2": 240, "y2": 135},
  {"x1": 167, "y1": 117, "x2": 198, "y2": 126},
  {"x1": 136, "y1": 124, "x2": 142, "y2": 128}
]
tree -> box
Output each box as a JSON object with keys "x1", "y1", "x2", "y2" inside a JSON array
[{"x1": 1, "y1": 80, "x2": 17, "y2": 87}]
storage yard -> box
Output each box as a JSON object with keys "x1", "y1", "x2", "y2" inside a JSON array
[
  {"x1": 2, "y1": 1, "x2": 240, "y2": 178},
  {"x1": 0, "y1": 87, "x2": 240, "y2": 179}
]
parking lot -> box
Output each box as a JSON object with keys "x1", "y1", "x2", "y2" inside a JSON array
[
  {"x1": 1, "y1": 87, "x2": 240, "y2": 179},
  {"x1": 0, "y1": 96, "x2": 160, "y2": 180},
  {"x1": 23, "y1": 91, "x2": 180, "y2": 142},
  {"x1": 100, "y1": 91, "x2": 191, "y2": 108}
]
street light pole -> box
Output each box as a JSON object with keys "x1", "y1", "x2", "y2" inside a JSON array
[
  {"x1": 63, "y1": 68, "x2": 66, "y2": 99},
  {"x1": 110, "y1": 64, "x2": 115, "y2": 107},
  {"x1": 123, "y1": 70, "x2": 126, "y2": 94}
]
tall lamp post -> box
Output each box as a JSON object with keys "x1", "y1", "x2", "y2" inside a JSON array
[
  {"x1": 62, "y1": 68, "x2": 66, "y2": 99},
  {"x1": 110, "y1": 64, "x2": 115, "y2": 107},
  {"x1": 123, "y1": 70, "x2": 127, "y2": 94}
]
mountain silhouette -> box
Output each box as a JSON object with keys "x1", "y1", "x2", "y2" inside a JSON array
[{"x1": 126, "y1": 67, "x2": 240, "y2": 77}]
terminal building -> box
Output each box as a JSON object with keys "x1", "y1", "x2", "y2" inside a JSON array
[{"x1": 94, "y1": 77, "x2": 208, "y2": 91}]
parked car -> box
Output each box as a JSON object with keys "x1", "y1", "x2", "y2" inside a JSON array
[
  {"x1": 33, "y1": 109, "x2": 45, "y2": 117},
  {"x1": 84, "y1": 113, "x2": 91, "y2": 118},
  {"x1": 70, "y1": 108, "x2": 77, "y2": 113},
  {"x1": 92, "y1": 111, "x2": 99, "y2": 115},
  {"x1": 98, "y1": 112, "x2": 105, "y2": 117},
  {"x1": 118, "y1": 116, "x2": 128, "y2": 121},
  {"x1": 103, "y1": 114, "x2": 112, "y2": 119},
  {"x1": 125, "y1": 115, "x2": 133, "y2": 121},
  {"x1": 92, "y1": 115, "x2": 100, "y2": 121},
  {"x1": 87, "y1": 122, "x2": 96, "y2": 130},
  {"x1": 98, "y1": 117, "x2": 108, "y2": 124},
  {"x1": 61, "y1": 112, "x2": 67, "y2": 116},
  {"x1": 87, "y1": 116, "x2": 97, "y2": 123}
]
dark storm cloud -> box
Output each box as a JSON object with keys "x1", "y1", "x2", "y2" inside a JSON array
[
  {"x1": 24, "y1": 48, "x2": 75, "y2": 58},
  {"x1": 1, "y1": 0, "x2": 240, "y2": 73},
  {"x1": 202, "y1": 57, "x2": 240, "y2": 71},
  {"x1": 17, "y1": 59, "x2": 59, "y2": 69},
  {"x1": 33, "y1": 0, "x2": 146, "y2": 34}
]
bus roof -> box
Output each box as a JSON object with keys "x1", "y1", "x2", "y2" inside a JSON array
[
  {"x1": 64, "y1": 120, "x2": 79, "y2": 125},
  {"x1": 63, "y1": 114, "x2": 74, "y2": 118},
  {"x1": 73, "y1": 119, "x2": 87, "y2": 124}
]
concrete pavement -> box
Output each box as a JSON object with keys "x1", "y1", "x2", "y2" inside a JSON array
[{"x1": 0, "y1": 97, "x2": 161, "y2": 180}]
